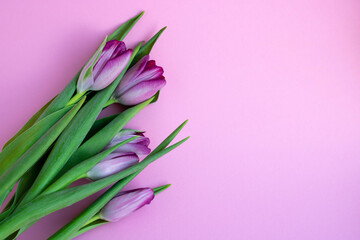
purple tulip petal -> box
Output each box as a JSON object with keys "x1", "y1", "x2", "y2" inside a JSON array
[
  {"x1": 77, "y1": 74, "x2": 94, "y2": 94},
  {"x1": 115, "y1": 55, "x2": 150, "y2": 96},
  {"x1": 87, "y1": 154, "x2": 139, "y2": 181},
  {"x1": 102, "y1": 152, "x2": 127, "y2": 160},
  {"x1": 113, "y1": 143, "x2": 151, "y2": 155},
  {"x1": 77, "y1": 37, "x2": 107, "y2": 93},
  {"x1": 116, "y1": 129, "x2": 144, "y2": 137},
  {"x1": 93, "y1": 40, "x2": 122, "y2": 79},
  {"x1": 105, "y1": 134, "x2": 139, "y2": 149},
  {"x1": 100, "y1": 188, "x2": 154, "y2": 222},
  {"x1": 135, "y1": 60, "x2": 164, "y2": 82},
  {"x1": 90, "y1": 49, "x2": 132, "y2": 91},
  {"x1": 112, "y1": 41, "x2": 126, "y2": 58},
  {"x1": 131, "y1": 136, "x2": 150, "y2": 145},
  {"x1": 117, "y1": 78, "x2": 166, "y2": 106}
]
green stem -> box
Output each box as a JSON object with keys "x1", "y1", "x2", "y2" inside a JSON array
[
  {"x1": 84, "y1": 213, "x2": 101, "y2": 226},
  {"x1": 67, "y1": 92, "x2": 86, "y2": 106},
  {"x1": 73, "y1": 220, "x2": 107, "y2": 238},
  {"x1": 104, "y1": 98, "x2": 116, "y2": 108}
]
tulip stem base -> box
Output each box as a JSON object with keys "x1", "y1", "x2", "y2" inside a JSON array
[
  {"x1": 104, "y1": 98, "x2": 117, "y2": 108},
  {"x1": 84, "y1": 213, "x2": 101, "y2": 226},
  {"x1": 67, "y1": 92, "x2": 86, "y2": 106}
]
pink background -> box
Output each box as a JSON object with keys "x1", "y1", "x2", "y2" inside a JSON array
[{"x1": 1, "y1": 0, "x2": 360, "y2": 239}]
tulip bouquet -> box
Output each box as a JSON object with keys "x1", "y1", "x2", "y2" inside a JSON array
[{"x1": 0, "y1": 12, "x2": 189, "y2": 239}]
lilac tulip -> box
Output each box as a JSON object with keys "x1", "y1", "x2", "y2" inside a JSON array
[
  {"x1": 87, "y1": 153, "x2": 139, "y2": 181},
  {"x1": 77, "y1": 38, "x2": 132, "y2": 94},
  {"x1": 112, "y1": 55, "x2": 166, "y2": 106},
  {"x1": 104, "y1": 129, "x2": 151, "y2": 156},
  {"x1": 100, "y1": 188, "x2": 154, "y2": 222}
]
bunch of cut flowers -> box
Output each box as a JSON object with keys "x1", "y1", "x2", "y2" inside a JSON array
[{"x1": 0, "y1": 12, "x2": 189, "y2": 239}]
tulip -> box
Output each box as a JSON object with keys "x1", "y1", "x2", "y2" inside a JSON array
[
  {"x1": 77, "y1": 38, "x2": 133, "y2": 94},
  {"x1": 104, "y1": 129, "x2": 151, "y2": 156},
  {"x1": 87, "y1": 153, "x2": 139, "y2": 181},
  {"x1": 112, "y1": 55, "x2": 166, "y2": 106},
  {"x1": 99, "y1": 188, "x2": 154, "y2": 222}
]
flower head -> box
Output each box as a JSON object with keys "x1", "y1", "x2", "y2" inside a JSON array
[
  {"x1": 112, "y1": 55, "x2": 166, "y2": 106},
  {"x1": 100, "y1": 188, "x2": 154, "y2": 222},
  {"x1": 77, "y1": 38, "x2": 132, "y2": 94},
  {"x1": 87, "y1": 153, "x2": 139, "y2": 181},
  {"x1": 104, "y1": 129, "x2": 151, "y2": 156},
  {"x1": 87, "y1": 129, "x2": 150, "y2": 181}
]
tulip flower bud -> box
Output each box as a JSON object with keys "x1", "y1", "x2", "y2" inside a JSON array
[
  {"x1": 77, "y1": 38, "x2": 133, "y2": 94},
  {"x1": 104, "y1": 129, "x2": 151, "y2": 156},
  {"x1": 112, "y1": 55, "x2": 166, "y2": 106},
  {"x1": 87, "y1": 153, "x2": 139, "y2": 181},
  {"x1": 100, "y1": 188, "x2": 154, "y2": 222}
]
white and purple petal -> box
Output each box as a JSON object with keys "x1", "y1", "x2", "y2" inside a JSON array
[
  {"x1": 100, "y1": 188, "x2": 154, "y2": 222},
  {"x1": 87, "y1": 154, "x2": 139, "y2": 181},
  {"x1": 89, "y1": 49, "x2": 132, "y2": 91},
  {"x1": 116, "y1": 78, "x2": 166, "y2": 106},
  {"x1": 115, "y1": 55, "x2": 150, "y2": 96},
  {"x1": 135, "y1": 60, "x2": 164, "y2": 82},
  {"x1": 77, "y1": 37, "x2": 107, "y2": 93},
  {"x1": 92, "y1": 40, "x2": 122, "y2": 79},
  {"x1": 113, "y1": 142, "x2": 151, "y2": 156}
]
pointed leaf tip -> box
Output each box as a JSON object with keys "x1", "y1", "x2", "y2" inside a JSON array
[
  {"x1": 153, "y1": 184, "x2": 171, "y2": 195},
  {"x1": 108, "y1": 12, "x2": 145, "y2": 41},
  {"x1": 131, "y1": 27, "x2": 167, "y2": 66}
]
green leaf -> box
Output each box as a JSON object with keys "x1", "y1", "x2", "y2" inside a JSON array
[
  {"x1": 150, "y1": 90, "x2": 161, "y2": 104},
  {"x1": 2, "y1": 97, "x2": 54, "y2": 149},
  {"x1": 84, "y1": 114, "x2": 118, "y2": 141},
  {"x1": 150, "y1": 119, "x2": 188, "y2": 156},
  {"x1": 0, "y1": 154, "x2": 49, "y2": 223},
  {"x1": 14, "y1": 155, "x2": 47, "y2": 206},
  {"x1": 72, "y1": 219, "x2": 107, "y2": 239},
  {"x1": 153, "y1": 184, "x2": 171, "y2": 195},
  {"x1": 0, "y1": 184, "x2": 15, "y2": 209},
  {"x1": 0, "y1": 136, "x2": 189, "y2": 238},
  {"x1": 18, "y1": 44, "x2": 143, "y2": 207},
  {"x1": 131, "y1": 27, "x2": 167, "y2": 67},
  {"x1": 0, "y1": 98, "x2": 85, "y2": 199},
  {"x1": 37, "y1": 72, "x2": 79, "y2": 121},
  {"x1": 81, "y1": 37, "x2": 108, "y2": 85},
  {"x1": 43, "y1": 136, "x2": 139, "y2": 194},
  {"x1": 48, "y1": 121, "x2": 188, "y2": 240},
  {"x1": 61, "y1": 97, "x2": 153, "y2": 175},
  {"x1": 108, "y1": 11, "x2": 144, "y2": 41},
  {"x1": 0, "y1": 106, "x2": 72, "y2": 176}
]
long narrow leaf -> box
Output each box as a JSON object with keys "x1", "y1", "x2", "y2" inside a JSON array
[
  {"x1": 0, "y1": 155, "x2": 48, "y2": 222},
  {"x1": 0, "y1": 98, "x2": 85, "y2": 198},
  {"x1": 84, "y1": 114, "x2": 118, "y2": 141},
  {"x1": 108, "y1": 11, "x2": 144, "y2": 41},
  {"x1": 37, "y1": 73, "x2": 78, "y2": 121},
  {"x1": 0, "y1": 184, "x2": 15, "y2": 209},
  {"x1": 131, "y1": 27, "x2": 166, "y2": 67},
  {"x1": 0, "y1": 107, "x2": 71, "y2": 176},
  {"x1": 72, "y1": 220, "x2": 108, "y2": 239},
  {"x1": 2, "y1": 97, "x2": 54, "y2": 149}
]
